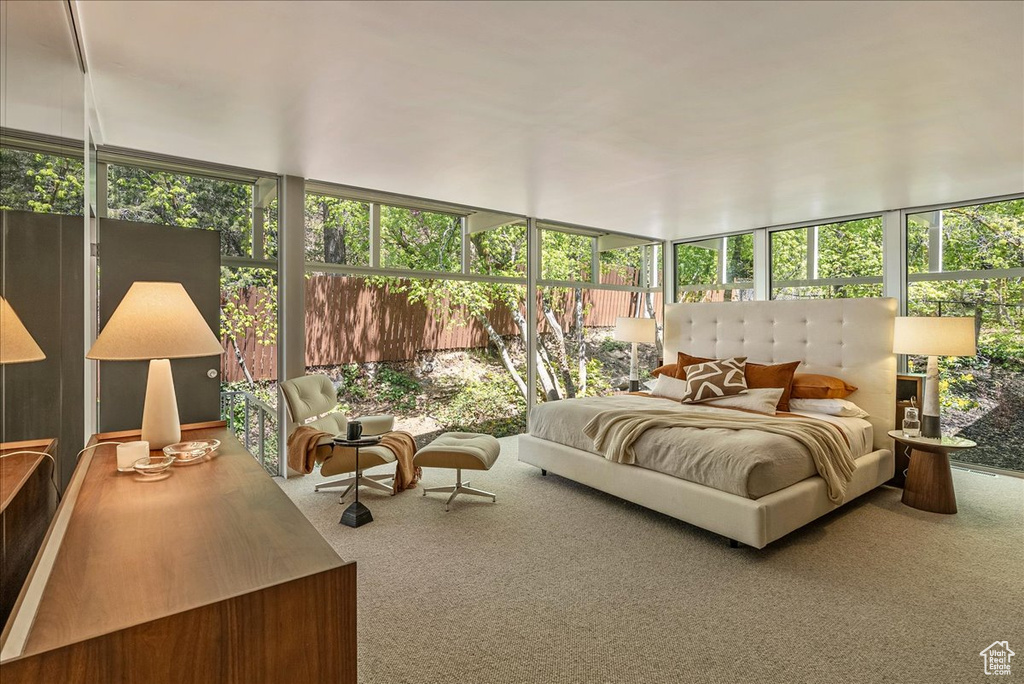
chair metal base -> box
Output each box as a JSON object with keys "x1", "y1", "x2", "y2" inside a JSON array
[
  {"x1": 422, "y1": 468, "x2": 496, "y2": 511},
  {"x1": 315, "y1": 471, "x2": 394, "y2": 500}
]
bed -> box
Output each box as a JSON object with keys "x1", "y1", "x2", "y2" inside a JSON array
[{"x1": 518, "y1": 298, "x2": 897, "y2": 548}]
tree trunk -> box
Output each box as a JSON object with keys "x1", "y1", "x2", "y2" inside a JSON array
[
  {"x1": 221, "y1": 306, "x2": 255, "y2": 388},
  {"x1": 510, "y1": 308, "x2": 558, "y2": 399},
  {"x1": 476, "y1": 312, "x2": 528, "y2": 397},
  {"x1": 574, "y1": 287, "x2": 586, "y2": 395},
  {"x1": 542, "y1": 298, "x2": 576, "y2": 398},
  {"x1": 323, "y1": 203, "x2": 346, "y2": 264}
]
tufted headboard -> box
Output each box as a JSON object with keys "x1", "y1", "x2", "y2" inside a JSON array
[{"x1": 664, "y1": 298, "x2": 897, "y2": 450}]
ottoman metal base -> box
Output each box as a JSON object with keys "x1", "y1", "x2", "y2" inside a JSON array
[{"x1": 422, "y1": 468, "x2": 496, "y2": 511}]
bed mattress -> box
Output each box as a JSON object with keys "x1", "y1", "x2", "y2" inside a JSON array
[{"x1": 529, "y1": 395, "x2": 875, "y2": 499}]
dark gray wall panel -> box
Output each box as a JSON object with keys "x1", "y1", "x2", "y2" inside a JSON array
[
  {"x1": 1, "y1": 210, "x2": 85, "y2": 490},
  {"x1": 97, "y1": 219, "x2": 220, "y2": 433}
]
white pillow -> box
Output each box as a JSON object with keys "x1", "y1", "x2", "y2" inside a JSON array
[
  {"x1": 789, "y1": 398, "x2": 869, "y2": 418},
  {"x1": 650, "y1": 373, "x2": 689, "y2": 401},
  {"x1": 703, "y1": 388, "x2": 783, "y2": 415}
]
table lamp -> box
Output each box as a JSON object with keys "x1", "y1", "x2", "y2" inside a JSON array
[
  {"x1": 614, "y1": 316, "x2": 657, "y2": 392},
  {"x1": 87, "y1": 282, "x2": 223, "y2": 449},
  {"x1": 0, "y1": 296, "x2": 46, "y2": 364},
  {"x1": 893, "y1": 316, "x2": 976, "y2": 439}
]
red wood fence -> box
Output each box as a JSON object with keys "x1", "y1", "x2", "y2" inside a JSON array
[{"x1": 221, "y1": 275, "x2": 662, "y2": 382}]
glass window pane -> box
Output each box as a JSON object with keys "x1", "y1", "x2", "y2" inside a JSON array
[
  {"x1": 304, "y1": 193, "x2": 369, "y2": 266},
  {"x1": 304, "y1": 272, "x2": 527, "y2": 437},
  {"x1": 541, "y1": 229, "x2": 593, "y2": 282},
  {"x1": 381, "y1": 205, "x2": 462, "y2": 272},
  {"x1": 674, "y1": 233, "x2": 753, "y2": 302},
  {"x1": 908, "y1": 199, "x2": 1024, "y2": 274},
  {"x1": 0, "y1": 148, "x2": 84, "y2": 216},
  {"x1": 906, "y1": 198, "x2": 1024, "y2": 473},
  {"x1": 771, "y1": 217, "x2": 882, "y2": 299},
  {"x1": 468, "y1": 218, "x2": 527, "y2": 277},
  {"x1": 535, "y1": 285, "x2": 662, "y2": 403},
  {"x1": 599, "y1": 245, "x2": 644, "y2": 286},
  {"x1": 107, "y1": 164, "x2": 254, "y2": 258}
]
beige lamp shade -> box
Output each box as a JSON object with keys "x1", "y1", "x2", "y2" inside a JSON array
[
  {"x1": 893, "y1": 316, "x2": 977, "y2": 357},
  {"x1": 87, "y1": 281, "x2": 224, "y2": 360},
  {"x1": 0, "y1": 296, "x2": 46, "y2": 364},
  {"x1": 613, "y1": 316, "x2": 657, "y2": 345}
]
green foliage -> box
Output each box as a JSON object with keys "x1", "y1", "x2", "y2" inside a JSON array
[
  {"x1": 541, "y1": 229, "x2": 592, "y2": 281},
  {"x1": 107, "y1": 164, "x2": 254, "y2": 257},
  {"x1": 374, "y1": 368, "x2": 420, "y2": 412},
  {"x1": 382, "y1": 206, "x2": 461, "y2": 272},
  {"x1": 770, "y1": 217, "x2": 883, "y2": 299},
  {"x1": 470, "y1": 223, "x2": 527, "y2": 276},
  {"x1": 430, "y1": 372, "x2": 527, "y2": 437},
  {"x1": 334, "y1": 364, "x2": 419, "y2": 413},
  {"x1": 305, "y1": 194, "x2": 369, "y2": 265},
  {"x1": 0, "y1": 149, "x2": 84, "y2": 215},
  {"x1": 599, "y1": 338, "x2": 630, "y2": 354}
]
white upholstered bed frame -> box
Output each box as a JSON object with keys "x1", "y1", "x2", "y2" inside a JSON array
[{"x1": 518, "y1": 298, "x2": 897, "y2": 548}]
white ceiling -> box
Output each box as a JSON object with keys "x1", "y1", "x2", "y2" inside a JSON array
[{"x1": 45, "y1": 2, "x2": 1024, "y2": 237}]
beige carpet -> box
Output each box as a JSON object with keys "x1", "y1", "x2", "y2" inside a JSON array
[{"x1": 277, "y1": 437, "x2": 1024, "y2": 684}]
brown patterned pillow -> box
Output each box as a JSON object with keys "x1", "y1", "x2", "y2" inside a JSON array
[{"x1": 679, "y1": 357, "x2": 748, "y2": 403}]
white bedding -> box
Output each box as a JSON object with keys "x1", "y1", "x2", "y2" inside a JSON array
[{"x1": 529, "y1": 395, "x2": 874, "y2": 499}]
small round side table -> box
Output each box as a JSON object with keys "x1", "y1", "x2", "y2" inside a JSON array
[
  {"x1": 888, "y1": 430, "x2": 976, "y2": 515},
  {"x1": 332, "y1": 435, "x2": 383, "y2": 528}
]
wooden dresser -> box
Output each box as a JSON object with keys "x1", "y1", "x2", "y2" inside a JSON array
[
  {"x1": 0, "y1": 439, "x2": 59, "y2": 627},
  {"x1": 0, "y1": 422, "x2": 356, "y2": 683}
]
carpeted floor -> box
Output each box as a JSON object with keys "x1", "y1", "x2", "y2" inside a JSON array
[{"x1": 277, "y1": 437, "x2": 1024, "y2": 684}]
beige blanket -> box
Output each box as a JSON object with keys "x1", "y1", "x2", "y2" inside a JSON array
[
  {"x1": 286, "y1": 426, "x2": 421, "y2": 492},
  {"x1": 583, "y1": 406, "x2": 857, "y2": 504}
]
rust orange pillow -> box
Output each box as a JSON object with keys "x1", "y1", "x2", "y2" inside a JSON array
[
  {"x1": 651, "y1": 363, "x2": 677, "y2": 377},
  {"x1": 791, "y1": 373, "x2": 857, "y2": 399},
  {"x1": 675, "y1": 352, "x2": 800, "y2": 411}
]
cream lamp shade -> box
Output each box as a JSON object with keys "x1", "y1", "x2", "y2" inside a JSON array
[
  {"x1": 892, "y1": 317, "x2": 977, "y2": 357},
  {"x1": 614, "y1": 317, "x2": 656, "y2": 392},
  {"x1": 0, "y1": 296, "x2": 46, "y2": 364},
  {"x1": 87, "y1": 282, "x2": 223, "y2": 449},
  {"x1": 613, "y1": 317, "x2": 657, "y2": 345},
  {"x1": 87, "y1": 282, "x2": 223, "y2": 361},
  {"x1": 893, "y1": 316, "x2": 976, "y2": 439}
]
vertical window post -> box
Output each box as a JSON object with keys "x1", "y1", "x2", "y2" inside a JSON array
[
  {"x1": 526, "y1": 218, "x2": 539, "y2": 430},
  {"x1": 277, "y1": 175, "x2": 305, "y2": 478}
]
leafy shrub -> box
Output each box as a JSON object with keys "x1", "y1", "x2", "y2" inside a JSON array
[
  {"x1": 375, "y1": 367, "x2": 420, "y2": 412},
  {"x1": 429, "y1": 372, "x2": 526, "y2": 437}
]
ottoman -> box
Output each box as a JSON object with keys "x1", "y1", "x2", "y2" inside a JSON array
[{"x1": 415, "y1": 432, "x2": 501, "y2": 511}]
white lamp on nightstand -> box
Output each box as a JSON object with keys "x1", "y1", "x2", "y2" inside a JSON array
[
  {"x1": 893, "y1": 316, "x2": 977, "y2": 439},
  {"x1": 87, "y1": 282, "x2": 224, "y2": 449},
  {"x1": 614, "y1": 317, "x2": 657, "y2": 392}
]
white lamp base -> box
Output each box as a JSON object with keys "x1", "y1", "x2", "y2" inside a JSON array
[
  {"x1": 142, "y1": 358, "x2": 181, "y2": 449},
  {"x1": 922, "y1": 354, "x2": 941, "y2": 438},
  {"x1": 628, "y1": 342, "x2": 640, "y2": 392}
]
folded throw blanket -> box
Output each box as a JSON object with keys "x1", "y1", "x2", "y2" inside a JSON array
[
  {"x1": 288, "y1": 425, "x2": 330, "y2": 474},
  {"x1": 286, "y1": 425, "x2": 421, "y2": 492},
  {"x1": 583, "y1": 406, "x2": 856, "y2": 504}
]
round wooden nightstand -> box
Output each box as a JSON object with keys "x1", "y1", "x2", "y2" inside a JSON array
[{"x1": 887, "y1": 430, "x2": 976, "y2": 514}]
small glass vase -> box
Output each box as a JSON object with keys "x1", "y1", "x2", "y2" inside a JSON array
[{"x1": 902, "y1": 407, "x2": 921, "y2": 438}]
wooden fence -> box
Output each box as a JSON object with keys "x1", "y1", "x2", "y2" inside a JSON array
[{"x1": 221, "y1": 274, "x2": 661, "y2": 382}]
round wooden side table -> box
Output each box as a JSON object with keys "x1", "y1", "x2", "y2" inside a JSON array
[{"x1": 887, "y1": 430, "x2": 976, "y2": 514}]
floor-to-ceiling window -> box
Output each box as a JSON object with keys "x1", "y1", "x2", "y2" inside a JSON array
[
  {"x1": 906, "y1": 198, "x2": 1024, "y2": 472},
  {"x1": 673, "y1": 233, "x2": 754, "y2": 302},
  {"x1": 302, "y1": 186, "x2": 531, "y2": 442},
  {"x1": 536, "y1": 222, "x2": 663, "y2": 403},
  {"x1": 770, "y1": 216, "x2": 883, "y2": 299}
]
